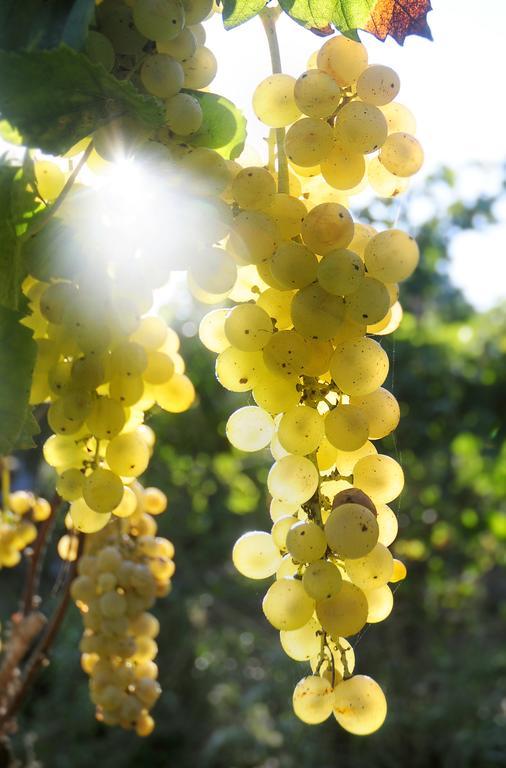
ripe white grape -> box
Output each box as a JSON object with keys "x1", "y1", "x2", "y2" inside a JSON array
[
  {"x1": 70, "y1": 499, "x2": 111, "y2": 533},
  {"x1": 330, "y1": 337, "x2": 389, "y2": 396},
  {"x1": 229, "y1": 210, "x2": 279, "y2": 266},
  {"x1": 301, "y1": 203, "x2": 354, "y2": 255},
  {"x1": 232, "y1": 531, "x2": 281, "y2": 579},
  {"x1": 263, "y1": 329, "x2": 308, "y2": 379},
  {"x1": 232, "y1": 167, "x2": 276, "y2": 210},
  {"x1": 271, "y1": 515, "x2": 298, "y2": 550},
  {"x1": 285, "y1": 521, "x2": 327, "y2": 563},
  {"x1": 133, "y1": 0, "x2": 185, "y2": 43},
  {"x1": 367, "y1": 156, "x2": 409, "y2": 198},
  {"x1": 334, "y1": 441, "x2": 377, "y2": 476},
  {"x1": 252, "y1": 74, "x2": 301, "y2": 128},
  {"x1": 317, "y1": 248, "x2": 364, "y2": 296},
  {"x1": 280, "y1": 616, "x2": 321, "y2": 660},
  {"x1": 353, "y1": 454, "x2": 404, "y2": 503},
  {"x1": 302, "y1": 559, "x2": 342, "y2": 600},
  {"x1": 224, "y1": 304, "x2": 272, "y2": 352},
  {"x1": 345, "y1": 276, "x2": 391, "y2": 325},
  {"x1": 199, "y1": 309, "x2": 229, "y2": 353},
  {"x1": 277, "y1": 405, "x2": 325, "y2": 456},
  {"x1": 182, "y1": 0, "x2": 213, "y2": 25},
  {"x1": 226, "y1": 406, "x2": 275, "y2": 452},
  {"x1": 267, "y1": 455, "x2": 319, "y2": 505},
  {"x1": 105, "y1": 433, "x2": 150, "y2": 478},
  {"x1": 379, "y1": 132, "x2": 424, "y2": 177},
  {"x1": 293, "y1": 675, "x2": 334, "y2": 724},
  {"x1": 335, "y1": 102, "x2": 388, "y2": 155},
  {"x1": 321, "y1": 144, "x2": 366, "y2": 191},
  {"x1": 317, "y1": 36, "x2": 368, "y2": 87},
  {"x1": 365, "y1": 229, "x2": 419, "y2": 283},
  {"x1": 284, "y1": 118, "x2": 335, "y2": 167},
  {"x1": 270, "y1": 242, "x2": 318, "y2": 290},
  {"x1": 157, "y1": 27, "x2": 196, "y2": 59},
  {"x1": 333, "y1": 675, "x2": 387, "y2": 735},
  {"x1": 262, "y1": 577, "x2": 315, "y2": 630},
  {"x1": 291, "y1": 284, "x2": 346, "y2": 341},
  {"x1": 365, "y1": 584, "x2": 393, "y2": 623},
  {"x1": 140, "y1": 54, "x2": 184, "y2": 98},
  {"x1": 265, "y1": 194, "x2": 307, "y2": 240},
  {"x1": 155, "y1": 373, "x2": 195, "y2": 412},
  {"x1": 253, "y1": 371, "x2": 300, "y2": 414},
  {"x1": 182, "y1": 46, "x2": 217, "y2": 89},
  {"x1": 325, "y1": 405, "x2": 369, "y2": 451},
  {"x1": 215, "y1": 347, "x2": 264, "y2": 392},
  {"x1": 351, "y1": 388, "x2": 400, "y2": 440},
  {"x1": 316, "y1": 581, "x2": 368, "y2": 637},
  {"x1": 324, "y1": 503, "x2": 379, "y2": 558},
  {"x1": 270, "y1": 498, "x2": 301, "y2": 522},
  {"x1": 380, "y1": 102, "x2": 416, "y2": 134},
  {"x1": 165, "y1": 93, "x2": 203, "y2": 135},
  {"x1": 356, "y1": 65, "x2": 400, "y2": 106},
  {"x1": 294, "y1": 70, "x2": 342, "y2": 118},
  {"x1": 83, "y1": 468, "x2": 124, "y2": 514},
  {"x1": 344, "y1": 543, "x2": 393, "y2": 590},
  {"x1": 375, "y1": 503, "x2": 398, "y2": 546}
]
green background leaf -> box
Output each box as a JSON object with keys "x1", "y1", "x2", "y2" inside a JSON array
[
  {"x1": 0, "y1": 0, "x2": 95, "y2": 52},
  {"x1": 0, "y1": 306, "x2": 38, "y2": 455},
  {"x1": 222, "y1": 0, "x2": 266, "y2": 29},
  {"x1": 186, "y1": 91, "x2": 247, "y2": 160},
  {"x1": 0, "y1": 46, "x2": 166, "y2": 155}
]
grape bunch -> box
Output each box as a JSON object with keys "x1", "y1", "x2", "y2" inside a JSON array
[
  {"x1": 253, "y1": 34, "x2": 423, "y2": 199},
  {"x1": 0, "y1": 490, "x2": 51, "y2": 569},
  {"x1": 24, "y1": 264, "x2": 194, "y2": 535},
  {"x1": 70, "y1": 482, "x2": 173, "y2": 735},
  {"x1": 193, "y1": 34, "x2": 420, "y2": 734}
]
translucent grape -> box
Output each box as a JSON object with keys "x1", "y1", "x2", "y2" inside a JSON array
[
  {"x1": 367, "y1": 157, "x2": 409, "y2": 198},
  {"x1": 334, "y1": 441, "x2": 377, "y2": 476},
  {"x1": 112, "y1": 486, "x2": 138, "y2": 518},
  {"x1": 333, "y1": 675, "x2": 387, "y2": 735},
  {"x1": 70, "y1": 499, "x2": 111, "y2": 533},
  {"x1": 265, "y1": 194, "x2": 307, "y2": 240},
  {"x1": 143, "y1": 351, "x2": 175, "y2": 385},
  {"x1": 280, "y1": 616, "x2": 321, "y2": 660},
  {"x1": 86, "y1": 397, "x2": 125, "y2": 440},
  {"x1": 164, "y1": 93, "x2": 203, "y2": 135},
  {"x1": 286, "y1": 521, "x2": 327, "y2": 564},
  {"x1": 325, "y1": 405, "x2": 369, "y2": 451},
  {"x1": 330, "y1": 338, "x2": 389, "y2": 396},
  {"x1": 56, "y1": 468, "x2": 84, "y2": 502},
  {"x1": 256, "y1": 288, "x2": 294, "y2": 329},
  {"x1": 181, "y1": 0, "x2": 213, "y2": 24},
  {"x1": 348, "y1": 223, "x2": 377, "y2": 259},
  {"x1": 291, "y1": 284, "x2": 345, "y2": 341},
  {"x1": 263, "y1": 329, "x2": 308, "y2": 379},
  {"x1": 278, "y1": 405, "x2": 325, "y2": 456},
  {"x1": 356, "y1": 65, "x2": 400, "y2": 106},
  {"x1": 132, "y1": 0, "x2": 185, "y2": 43},
  {"x1": 364, "y1": 229, "x2": 419, "y2": 283},
  {"x1": 155, "y1": 373, "x2": 195, "y2": 412},
  {"x1": 182, "y1": 47, "x2": 217, "y2": 89},
  {"x1": 351, "y1": 388, "x2": 400, "y2": 440},
  {"x1": 317, "y1": 36, "x2": 368, "y2": 87},
  {"x1": 232, "y1": 531, "x2": 282, "y2": 579},
  {"x1": 224, "y1": 304, "x2": 272, "y2": 352},
  {"x1": 390, "y1": 558, "x2": 407, "y2": 583},
  {"x1": 293, "y1": 676, "x2": 334, "y2": 724},
  {"x1": 267, "y1": 456, "x2": 319, "y2": 505},
  {"x1": 344, "y1": 543, "x2": 393, "y2": 589},
  {"x1": 271, "y1": 515, "x2": 298, "y2": 550},
  {"x1": 109, "y1": 375, "x2": 144, "y2": 406},
  {"x1": 270, "y1": 241, "x2": 318, "y2": 291},
  {"x1": 379, "y1": 132, "x2": 424, "y2": 177},
  {"x1": 253, "y1": 372, "x2": 300, "y2": 414},
  {"x1": 321, "y1": 144, "x2": 366, "y2": 191},
  {"x1": 229, "y1": 210, "x2": 279, "y2": 266},
  {"x1": 226, "y1": 406, "x2": 275, "y2": 452},
  {"x1": 316, "y1": 581, "x2": 368, "y2": 637},
  {"x1": 366, "y1": 584, "x2": 393, "y2": 623},
  {"x1": 318, "y1": 248, "x2": 364, "y2": 296},
  {"x1": 294, "y1": 69, "x2": 342, "y2": 118},
  {"x1": 157, "y1": 27, "x2": 196, "y2": 60},
  {"x1": 105, "y1": 433, "x2": 150, "y2": 477},
  {"x1": 284, "y1": 118, "x2": 334, "y2": 167},
  {"x1": 140, "y1": 54, "x2": 184, "y2": 98},
  {"x1": 344, "y1": 276, "x2": 390, "y2": 325},
  {"x1": 325, "y1": 503, "x2": 379, "y2": 558},
  {"x1": 252, "y1": 74, "x2": 301, "y2": 128},
  {"x1": 262, "y1": 577, "x2": 315, "y2": 630},
  {"x1": 335, "y1": 102, "x2": 388, "y2": 154},
  {"x1": 199, "y1": 309, "x2": 229, "y2": 353},
  {"x1": 189, "y1": 246, "x2": 237, "y2": 296},
  {"x1": 302, "y1": 559, "x2": 343, "y2": 600},
  {"x1": 301, "y1": 203, "x2": 354, "y2": 255},
  {"x1": 380, "y1": 102, "x2": 416, "y2": 135},
  {"x1": 353, "y1": 454, "x2": 404, "y2": 503},
  {"x1": 232, "y1": 167, "x2": 276, "y2": 210},
  {"x1": 83, "y1": 468, "x2": 124, "y2": 514},
  {"x1": 215, "y1": 348, "x2": 264, "y2": 392},
  {"x1": 270, "y1": 498, "x2": 301, "y2": 522}
]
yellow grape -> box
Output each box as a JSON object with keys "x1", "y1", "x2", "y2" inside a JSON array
[
  {"x1": 344, "y1": 543, "x2": 393, "y2": 590},
  {"x1": 267, "y1": 455, "x2": 319, "y2": 505},
  {"x1": 262, "y1": 577, "x2": 315, "y2": 630},
  {"x1": 356, "y1": 65, "x2": 400, "y2": 106},
  {"x1": 280, "y1": 616, "x2": 321, "y2": 660},
  {"x1": 294, "y1": 70, "x2": 342, "y2": 118},
  {"x1": 325, "y1": 405, "x2": 369, "y2": 452},
  {"x1": 226, "y1": 406, "x2": 275, "y2": 452},
  {"x1": 379, "y1": 132, "x2": 424, "y2": 177},
  {"x1": 302, "y1": 559, "x2": 343, "y2": 601},
  {"x1": 301, "y1": 203, "x2": 354, "y2": 255},
  {"x1": 364, "y1": 229, "x2": 419, "y2": 283},
  {"x1": 351, "y1": 388, "x2": 400, "y2": 440},
  {"x1": 324, "y1": 503, "x2": 379, "y2": 558},
  {"x1": 252, "y1": 74, "x2": 301, "y2": 128},
  {"x1": 232, "y1": 531, "x2": 282, "y2": 579},
  {"x1": 333, "y1": 675, "x2": 387, "y2": 735},
  {"x1": 284, "y1": 118, "x2": 335, "y2": 167},
  {"x1": 293, "y1": 675, "x2": 334, "y2": 724},
  {"x1": 352, "y1": 454, "x2": 404, "y2": 503},
  {"x1": 277, "y1": 405, "x2": 325, "y2": 456},
  {"x1": 286, "y1": 521, "x2": 327, "y2": 564},
  {"x1": 365, "y1": 584, "x2": 393, "y2": 623},
  {"x1": 317, "y1": 36, "x2": 368, "y2": 87},
  {"x1": 316, "y1": 581, "x2": 368, "y2": 637}
]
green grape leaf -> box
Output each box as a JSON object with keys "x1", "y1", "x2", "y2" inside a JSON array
[
  {"x1": 0, "y1": 0, "x2": 95, "y2": 52},
  {"x1": 0, "y1": 305, "x2": 38, "y2": 456},
  {"x1": 222, "y1": 0, "x2": 266, "y2": 29},
  {"x1": 0, "y1": 162, "x2": 39, "y2": 311},
  {"x1": 185, "y1": 91, "x2": 247, "y2": 160},
  {"x1": 0, "y1": 46, "x2": 166, "y2": 155},
  {"x1": 278, "y1": 0, "x2": 432, "y2": 42}
]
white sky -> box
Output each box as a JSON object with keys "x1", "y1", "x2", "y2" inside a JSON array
[{"x1": 206, "y1": 0, "x2": 506, "y2": 310}]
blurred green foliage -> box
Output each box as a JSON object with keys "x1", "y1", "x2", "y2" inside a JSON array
[{"x1": 3, "y1": 168, "x2": 506, "y2": 768}]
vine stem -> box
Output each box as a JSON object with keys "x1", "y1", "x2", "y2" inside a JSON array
[
  {"x1": 22, "y1": 141, "x2": 94, "y2": 240},
  {"x1": 21, "y1": 494, "x2": 61, "y2": 616},
  {"x1": 260, "y1": 8, "x2": 289, "y2": 194}
]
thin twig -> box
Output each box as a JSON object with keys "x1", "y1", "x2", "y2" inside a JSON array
[
  {"x1": 22, "y1": 494, "x2": 61, "y2": 616},
  {"x1": 260, "y1": 9, "x2": 289, "y2": 195}
]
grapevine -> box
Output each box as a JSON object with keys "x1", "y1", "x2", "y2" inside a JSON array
[{"x1": 0, "y1": 0, "x2": 434, "y2": 753}]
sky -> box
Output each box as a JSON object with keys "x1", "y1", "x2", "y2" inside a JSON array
[{"x1": 206, "y1": 0, "x2": 506, "y2": 310}]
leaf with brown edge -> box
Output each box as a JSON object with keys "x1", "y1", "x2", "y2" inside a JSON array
[
  {"x1": 279, "y1": 0, "x2": 432, "y2": 43},
  {"x1": 363, "y1": 0, "x2": 433, "y2": 43}
]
